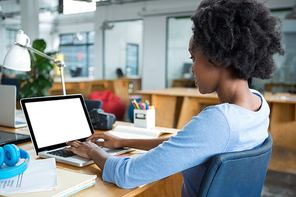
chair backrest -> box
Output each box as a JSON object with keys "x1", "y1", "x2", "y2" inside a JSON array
[
  {"x1": 197, "y1": 133, "x2": 273, "y2": 197},
  {"x1": 1, "y1": 74, "x2": 20, "y2": 101},
  {"x1": 84, "y1": 99, "x2": 103, "y2": 112}
]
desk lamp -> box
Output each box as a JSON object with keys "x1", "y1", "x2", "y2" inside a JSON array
[{"x1": 2, "y1": 30, "x2": 67, "y2": 95}]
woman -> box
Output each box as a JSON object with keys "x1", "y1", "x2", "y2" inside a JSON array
[{"x1": 65, "y1": 0, "x2": 284, "y2": 196}]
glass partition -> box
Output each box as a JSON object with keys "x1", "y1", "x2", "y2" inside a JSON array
[
  {"x1": 250, "y1": 10, "x2": 296, "y2": 93},
  {"x1": 103, "y1": 20, "x2": 143, "y2": 79},
  {"x1": 166, "y1": 16, "x2": 194, "y2": 88}
]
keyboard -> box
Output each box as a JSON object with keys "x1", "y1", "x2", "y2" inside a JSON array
[{"x1": 48, "y1": 149, "x2": 76, "y2": 157}]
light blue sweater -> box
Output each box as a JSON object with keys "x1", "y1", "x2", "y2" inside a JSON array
[{"x1": 102, "y1": 90, "x2": 269, "y2": 196}]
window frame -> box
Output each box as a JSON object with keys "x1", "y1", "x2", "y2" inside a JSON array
[{"x1": 59, "y1": 32, "x2": 94, "y2": 77}]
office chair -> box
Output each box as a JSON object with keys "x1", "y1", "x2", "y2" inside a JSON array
[
  {"x1": 84, "y1": 99, "x2": 103, "y2": 113},
  {"x1": 197, "y1": 133, "x2": 273, "y2": 197},
  {"x1": 1, "y1": 74, "x2": 21, "y2": 100}
]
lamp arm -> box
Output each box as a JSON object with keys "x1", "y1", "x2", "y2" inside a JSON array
[
  {"x1": 27, "y1": 45, "x2": 55, "y2": 62},
  {"x1": 15, "y1": 42, "x2": 67, "y2": 95},
  {"x1": 15, "y1": 42, "x2": 65, "y2": 68}
]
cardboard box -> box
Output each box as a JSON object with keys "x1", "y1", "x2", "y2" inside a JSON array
[{"x1": 134, "y1": 109, "x2": 155, "y2": 129}]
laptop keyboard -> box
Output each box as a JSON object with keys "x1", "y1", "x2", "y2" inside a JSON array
[{"x1": 48, "y1": 149, "x2": 76, "y2": 157}]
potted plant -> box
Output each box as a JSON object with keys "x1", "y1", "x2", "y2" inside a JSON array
[{"x1": 17, "y1": 39, "x2": 56, "y2": 98}]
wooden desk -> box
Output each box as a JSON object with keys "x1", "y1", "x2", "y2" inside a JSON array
[
  {"x1": 135, "y1": 88, "x2": 219, "y2": 129},
  {"x1": 263, "y1": 94, "x2": 296, "y2": 175},
  {"x1": 172, "y1": 79, "x2": 195, "y2": 88},
  {"x1": 136, "y1": 88, "x2": 296, "y2": 175},
  {"x1": 0, "y1": 122, "x2": 183, "y2": 197},
  {"x1": 264, "y1": 82, "x2": 296, "y2": 93}
]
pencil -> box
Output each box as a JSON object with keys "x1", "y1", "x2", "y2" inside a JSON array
[
  {"x1": 138, "y1": 103, "x2": 143, "y2": 110},
  {"x1": 132, "y1": 100, "x2": 139, "y2": 109}
]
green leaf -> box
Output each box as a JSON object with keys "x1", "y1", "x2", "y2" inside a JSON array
[
  {"x1": 35, "y1": 61, "x2": 54, "y2": 74},
  {"x1": 30, "y1": 81, "x2": 39, "y2": 96},
  {"x1": 16, "y1": 73, "x2": 33, "y2": 84},
  {"x1": 32, "y1": 39, "x2": 46, "y2": 52},
  {"x1": 41, "y1": 89, "x2": 49, "y2": 96},
  {"x1": 32, "y1": 39, "x2": 47, "y2": 61},
  {"x1": 37, "y1": 75, "x2": 53, "y2": 89},
  {"x1": 19, "y1": 82, "x2": 34, "y2": 98},
  {"x1": 18, "y1": 38, "x2": 54, "y2": 98}
]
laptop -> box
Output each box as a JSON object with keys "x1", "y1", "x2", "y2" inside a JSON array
[
  {"x1": 20, "y1": 94, "x2": 133, "y2": 167},
  {"x1": 0, "y1": 85, "x2": 27, "y2": 128}
]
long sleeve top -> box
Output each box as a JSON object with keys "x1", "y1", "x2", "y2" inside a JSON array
[{"x1": 102, "y1": 90, "x2": 269, "y2": 196}]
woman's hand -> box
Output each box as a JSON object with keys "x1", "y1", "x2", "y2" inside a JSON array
[
  {"x1": 64, "y1": 140, "x2": 110, "y2": 171},
  {"x1": 87, "y1": 132, "x2": 123, "y2": 149},
  {"x1": 64, "y1": 140, "x2": 101, "y2": 159}
]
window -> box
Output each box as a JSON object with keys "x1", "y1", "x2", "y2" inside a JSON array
[
  {"x1": 126, "y1": 43, "x2": 139, "y2": 76},
  {"x1": 59, "y1": 31, "x2": 95, "y2": 78},
  {"x1": 6, "y1": 29, "x2": 18, "y2": 50},
  {"x1": 63, "y1": 0, "x2": 96, "y2": 15}
]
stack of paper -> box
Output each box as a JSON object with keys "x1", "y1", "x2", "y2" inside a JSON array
[
  {"x1": 3, "y1": 159, "x2": 96, "y2": 197},
  {"x1": 0, "y1": 158, "x2": 57, "y2": 195}
]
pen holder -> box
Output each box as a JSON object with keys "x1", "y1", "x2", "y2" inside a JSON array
[{"x1": 134, "y1": 109, "x2": 155, "y2": 129}]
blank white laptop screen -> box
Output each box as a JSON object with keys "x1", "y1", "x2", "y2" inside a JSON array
[{"x1": 22, "y1": 96, "x2": 93, "y2": 149}]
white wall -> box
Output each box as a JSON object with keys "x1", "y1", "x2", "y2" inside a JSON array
[{"x1": 142, "y1": 16, "x2": 167, "y2": 90}]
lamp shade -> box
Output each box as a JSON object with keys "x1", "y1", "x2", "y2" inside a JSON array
[
  {"x1": 2, "y1": 30, "x2": 31, "y2": 71},
  {"x1": 3, "y1": 45, "x2": 31, "y2": 71}
]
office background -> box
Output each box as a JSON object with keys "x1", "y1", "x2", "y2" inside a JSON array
[{"x1": 0, "y1": 0, "x2": 296, "y2": 92}]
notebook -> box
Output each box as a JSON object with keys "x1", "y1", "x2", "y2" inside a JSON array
[
  {"x1": 20, "y1": 94, "x2": 133, "y2": 167},
  {"x1": 0, "y1": 85, "x2": 27, "y2": 128}
]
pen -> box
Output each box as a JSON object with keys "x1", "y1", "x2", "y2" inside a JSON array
[
  {"x1": 145, "y1": 101, "x2": 149, "y2": 110},
  {"x1": 143, "y1": 103, "x2": 147, "y2": 110},
  {"x1": 133, "y1": 100, "x2": 152, "y2": 110},
  {"x1": 139, "y1": 103, "x2": 145, "y2": 110}
]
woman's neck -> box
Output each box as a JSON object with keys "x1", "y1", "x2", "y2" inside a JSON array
[{"x1": 216, "y1": 78, "x2": 261, "y2": 112}]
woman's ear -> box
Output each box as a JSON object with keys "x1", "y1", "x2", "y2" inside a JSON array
[{"x1": 208, "y1": 59, "x2": 223, "y2": 67}]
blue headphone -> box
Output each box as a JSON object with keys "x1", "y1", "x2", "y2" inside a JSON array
[{"x1": 0, "y1": 144, "x2": 30, "y2": 179}]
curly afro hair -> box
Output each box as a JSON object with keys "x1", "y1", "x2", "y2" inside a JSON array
[{"x1": 191, "y1": 0, "x2": 285, "y2": 80}]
